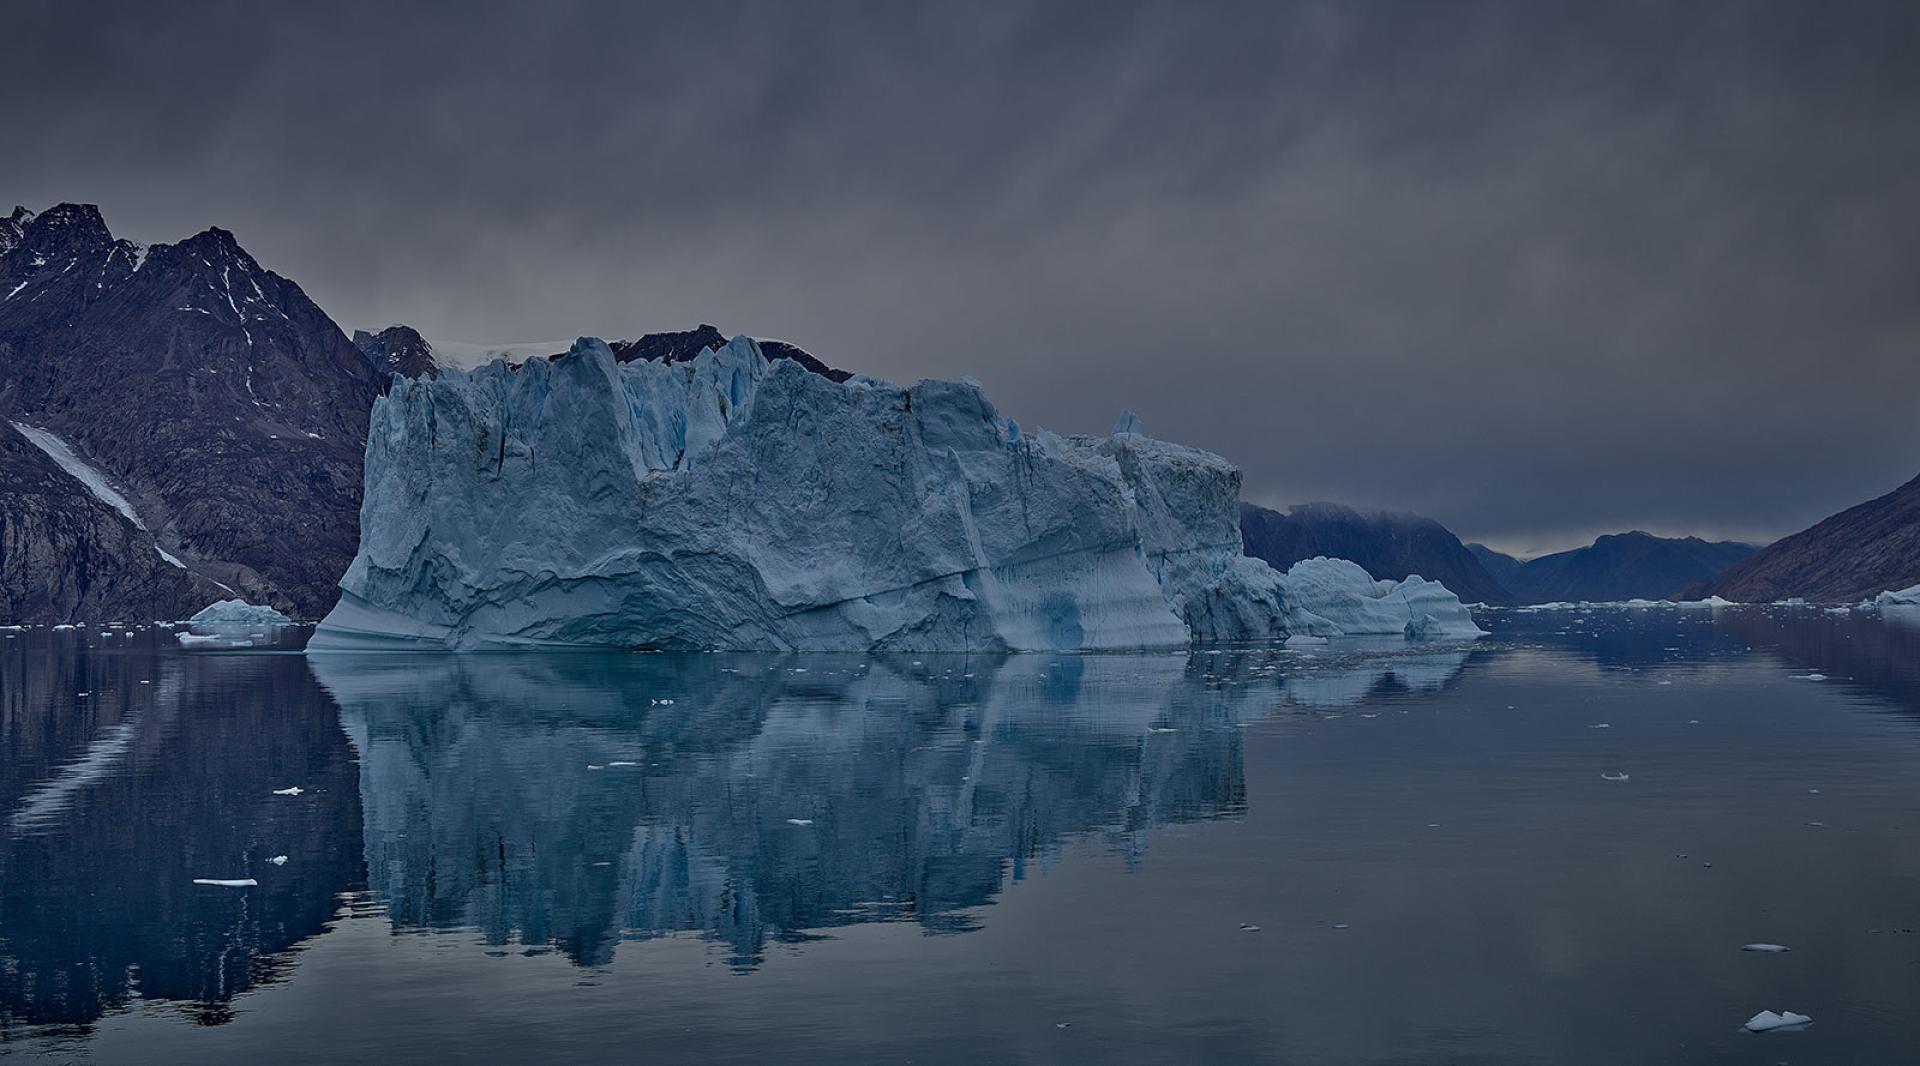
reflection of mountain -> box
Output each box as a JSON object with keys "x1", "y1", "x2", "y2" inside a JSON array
[
  {"x1": 311, "y1": 652, "x2": 1273, "y2": 971},
  {"x1": 0, "y1": 637, "x2": 363, "y2": 1030},
  {"x1": 1719, "y1": 608, "x2": 1920, "y2": 716}
]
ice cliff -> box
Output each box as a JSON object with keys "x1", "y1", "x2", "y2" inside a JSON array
[{"x1": 311, "y1": 337, "x2": 1480, "y2": 651}]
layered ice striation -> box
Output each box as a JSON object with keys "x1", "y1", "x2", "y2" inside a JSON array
[{"x1": 312, "y1": 337, "x2": 1478, "y2": 651}]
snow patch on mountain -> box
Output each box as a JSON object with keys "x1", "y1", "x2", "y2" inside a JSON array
[{"x1": 7, "y1": 420, "x2": 184, "y2": 569}]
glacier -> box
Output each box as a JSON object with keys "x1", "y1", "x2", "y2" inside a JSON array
[{"x1": 311, "y1": 336, "x2": 1481, "y2": 652}]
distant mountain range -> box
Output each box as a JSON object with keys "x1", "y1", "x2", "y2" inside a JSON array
[
  {"x1": 1469, "y1": 532, "x2": 1758, "y2": 603},
  {"x1": 1689, "y1": 473, "x2": 1920, "y2": 604},
  {"x1": 352, "y1": 322, "x2": 848, "y2": 383},
  {"x1": 1239, "y1": 502, "x2": 1514, "y2": 605},
  {"x1": 1238, "y1": 503, "x2": 1760, "y2": 606}
]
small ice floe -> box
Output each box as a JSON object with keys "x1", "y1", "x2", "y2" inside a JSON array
[
  {"x1": 1742, "y1": 1009, "x2": 1811, "y2": 1033},
  {"x1": 178, "y1": 632, "x2": 248, "y2": 647},
  {"x1": 52, "y1": 623, "x2": 78, "y2": 631},
  {"x1": 1330, "y1": 923, "x2": 1350, "y2": 930},
  {"x1": 271, "y1": 786, "x2": 304, "y2": 796},
  {"x1": 786, "y1": 818, "x2": 814, "y2": 827},
  {"x1": 1054, "y1": 1023, "x2": 1071, "y2": 1029},
  {"x1": 1687, "y1": 719, "x2": 1700, "y2": 724},
  {"x1": 586, "y1": 764, "x2": 605, "y2": 771},
  {"x1": 1600, "y1": 772, "x2": 1631, "y2": 782},
  {"x1": 1148, "y1": 726, "x2": 1178, "y2": 734},
  {"x1": 1741, "y1": 943, "x2": 1791, "y2": 953},
  {"x1": 1791, "y1": 673, "x2": 1827, "y2": 681},
  {"x1": 1239, "y1": 923, "x2": 1262, "y2": 932},
  {"x1": 193, "y1": 878, "x2": 258, "y2": 887},
  {"x1": 607, "y1": 760, "x2": 637, "y2": 767},
  {"x1": 1806, "y1": 821, "x2": 1825, "y2": 828},
  {"x1": 1589, "y1": 723, "x2": 1611, "y2": 729},
  {"x1": 649, "y1": 698, "x2": 675, "y2": 706},
  {"x1": 1656, "y1": 680, "x2": 1673, "y2": 686},
  {"x1": 267, "y1": 855, "x2": 289, "y2": 866}
]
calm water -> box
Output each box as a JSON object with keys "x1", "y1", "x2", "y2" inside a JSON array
[{"x1": 2, "y1": 608, "x2": 1918, "y2": 1063}]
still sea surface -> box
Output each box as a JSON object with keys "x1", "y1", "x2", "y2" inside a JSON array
[{"x1": 1, "y1": 607, "x2": 1917, "y2": 1063}]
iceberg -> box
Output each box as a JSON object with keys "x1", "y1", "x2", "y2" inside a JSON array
[
  {"x1": 188, "y1": 599, "x2": 292, "y2": 626},
  {"x1": 312, "y1": 337, "x2": 1479, "y2": 652},
  {"x1": 1280, "y1": 557, "x2": 1487, "y2": 639},
  {"x1": 1872, "y1": 582, "x2": 1920, "y2": 608},
  {"x1": 1742, "y1": 1010, "x2": 1811, "y2": 1033}
]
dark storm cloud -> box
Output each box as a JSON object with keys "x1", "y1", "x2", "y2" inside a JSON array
[{"x1": 6, "y1": 0, "x2": 1919, "y2": 552}]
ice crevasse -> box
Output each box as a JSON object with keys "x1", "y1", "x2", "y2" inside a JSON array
[{"x1": 310, "y1": 337, "x2": 1483, "y2": 652}]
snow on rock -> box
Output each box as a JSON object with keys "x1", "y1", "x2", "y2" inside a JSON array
[
  {"x1": 311, "y1": 337, "x2": 1487, "y2": 652},
  {"x1": 1279, "y1": 557, "x2": 1488, "y2": 640},
  {"x1": 188, "y1": 599, "x2": 292, "y2": 626},
  {"x1": 9, "y1": 419, "x2": 186, "y2": 569}
]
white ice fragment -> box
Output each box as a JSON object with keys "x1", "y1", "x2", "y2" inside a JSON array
[
  {"x1": 786, "y1": 818, "x2": 814, "y2": 826},
  {"x1": 607, "y1": 760, "x2": 637, "y2": 767},
  {"x1": 1742, "y1": 1010, "x2": 1811, "y2": 1032},
  {"x1": 1600, "y1": 772, "x2": 1631, "y2": 782},
  {"x1": 271, "y1": 786, "x2": 304, "y2": 796},
  {"x1": 1791, "y1": 673, "x2": 1827, "y2": 681},
  {"x1": 193, "y1": 878, "x2": 258, "y2": 887},
  {"x1": 1741, "y1": 943, "x2": 1790, "y2": 953}
]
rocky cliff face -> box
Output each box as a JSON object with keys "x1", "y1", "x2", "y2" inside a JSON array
[
  {"x1": 0, "y1": 204, "x2": 382, "y2": 619},
  {"x1": 1240, "y1": 501, "x2": 1513, "y2": 605},
  {"x1": 1694, "y1": 473, "x2": 1920, "y2": 603},
  {"x1": 352, "y1": 325, "x2": 437, "y2": 386},
  {"x1": 0, "y1": 423, "x2": 225, "y2": 621}
]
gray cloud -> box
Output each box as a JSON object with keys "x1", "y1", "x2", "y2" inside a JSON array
[{"x1": 6, "y1": 0, "x2": 1918, "y2": 552}]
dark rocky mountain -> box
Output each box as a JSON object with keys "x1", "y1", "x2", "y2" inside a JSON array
[
  {"x1": 1690, "y1": 473, "x2": 1920, "y2": 604},
  {"x1": 608, "y1": 323, "x2": 851, "y2": 381},
  {"x1": 0, "y1": 203, "x2": 383, "y2": 620},
  {"x1": 1239, "y1": 501, "x2": 1514, "y2": 604},
  {"x1": 352, "y1": 324, "x2": 436, "y2": 386},
  {"x1": 1478, "y1": 531, "x2": 1758, "y2": 603},
  {"x1": 1465, "y1": 542, "x2": 1525, "y2": 590},
  {"x1": 1, "y1": 423, "x2": 226, "y2": 622}
]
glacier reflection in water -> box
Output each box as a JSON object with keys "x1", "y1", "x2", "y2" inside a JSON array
[{"x1": 313, "y1": 647, "x2": 1458, "y2": 970}]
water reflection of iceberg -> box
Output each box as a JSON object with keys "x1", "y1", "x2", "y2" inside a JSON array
[
  {"x1": 311, "y1": 652, "x2": 1276, "y2": 971},
  {"x1": 1278, "y1": 645, "x2": 1471, "y2": 709}
]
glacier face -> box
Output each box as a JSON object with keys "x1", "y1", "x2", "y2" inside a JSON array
[{"x1": 313, "y1": 337, "x2": 1477, "y2": 652}]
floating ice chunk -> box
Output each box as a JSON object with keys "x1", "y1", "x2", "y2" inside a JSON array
[
  {"x1": 193, "y1": 878, "x2": 258, "y2": 887},
  {"x1": 1656, "y1": 680, "x2": 1673, "y2": 686},
  {"x1": 1791, "y1": 673, "x2": 1827, "y2": 681},
  {"x1": 1281, "y1": 557, "x2": 1486, "y2": 640},
  {"x1": 1741, "y1": 943, "x2": 1790, "y2": 953},
  {"x1": 607, "y1": 760, "x2": 637, "y2": 767},
  {"x1": 1872, "y1": 582, "x2": 1920, "y2": 608},
  {"x1": 1589, "y1": 723, "x2": 1611, "y2": 729},
  {"x1": 786, "y1": 818, "x2": 814, "y2": 826},
  {"x1": 1673, "y1": 596, "x2": 1738, "y2": 609},
  {"x1": 189, "y1": 599, "x2": 292, "y2": 626},
  {"x1": 176, "y1": 632, "x2": 235, "y2": 646},
  {"x1": 1742, "y1": 1010, "x2": 1811, "y2": 1032},
  {"x1": 1600, "y1": 772, "x2": 1631, "y2": 781},
  {"x1": 271, "y1": 786, "x2": 304, "y2": 796},
  {"x1": 267, "y1": 855, "x2": 289, "y2": 866},
  {"x1": 52, "y1": 623, "x2": 78, "y2": 631},
  {"x1": 1239, "y1": 923, "x2": 1261, "y2": 932}
]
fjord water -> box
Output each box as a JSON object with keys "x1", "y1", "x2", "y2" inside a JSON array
[{"x1": 3, "y1": 611, "x2": 1918, "y2": 1063}]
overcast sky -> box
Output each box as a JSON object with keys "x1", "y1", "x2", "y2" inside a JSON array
[{"x1": 7, "y1": 1, "x2": 1918, "y2": 554}]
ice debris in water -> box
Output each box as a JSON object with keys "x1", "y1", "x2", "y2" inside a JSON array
[
  {"x1": 1600, "y1": 772, "x2": 1631, "y2": 782},
  {"x1": 1742, "y1": 1010, "x2": 1811, "y2": 1032},
  {"x1": 188, "y1": 599, "x2": 292, "y2": 626},
  {"x1": 267, "y1": 855, "x2": 288, "y2": 866},
  {"x1": 1791, "y1": 673, "x2": 1827, "y2": 681},
  {"x1": 193, "y1": 878, "x2": 258, "y2": 887},
  {"x1": 1741, "y1": 943, "x2": 1790, "y2": 953},
  {"x1": 271, "y1": 786, "x2": 303, "y2": 796},
  {"x1": 1239, "y1": 923, "x2": 1261, "y2": 932},
  {"x1": 786, "y1": 818, "x2": 814, "y2": 827}
]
